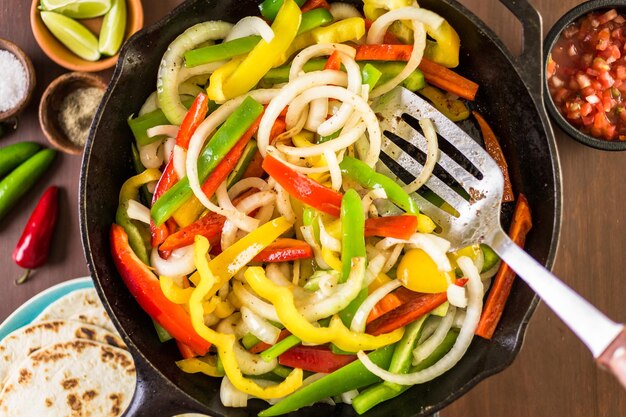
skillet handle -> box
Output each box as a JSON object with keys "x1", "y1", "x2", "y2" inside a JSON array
[
  {"x1": 498, "y1": 0, "x2": 544, "y2": 105},
  {"x1": 122, "y1": 354, "x2": 204, "y2": 417}
]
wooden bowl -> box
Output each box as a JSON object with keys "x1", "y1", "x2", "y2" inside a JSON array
[
  {"x1": 30, "y1": 0, "x2": 144, "y2": 72},
  {"x1": 39, "y1": 72, "x2": 106, "y2": 155},
  {"x1": 0, "y1": 38, "x2": 36, "y2": 122}
]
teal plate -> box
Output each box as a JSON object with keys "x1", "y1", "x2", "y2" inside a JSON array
[{"x1": 0, "y1": 276, "x2": 94, "y2": 341}]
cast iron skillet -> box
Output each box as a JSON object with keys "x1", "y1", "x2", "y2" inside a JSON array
[{"x1": 80, "y1": 1, "x2": 562, "y2": 416}]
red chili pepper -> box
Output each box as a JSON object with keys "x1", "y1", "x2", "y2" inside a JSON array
[
  {"x1": 252, "y1": 238, "x2": 313, "y2": 263},
  {"x1": 262, "y1": 154, "x2": 343, "y2": 217},
  {"x1": 364, "y1": 215, "x2": 418, "y2": 240},
  {"x1": 110, "y1": 224, "x2": 211, "y2": 355},
  {"x1": 13, "y1": 186, "x2": 59, "y2": 285},
  {"x1": 279, "y1": 345, "x2": 357, "y2": 373}
]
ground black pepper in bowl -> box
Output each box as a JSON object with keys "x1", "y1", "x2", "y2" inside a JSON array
[{"x1": 58, "y1": 87, "x2": 104, "y2": 147}]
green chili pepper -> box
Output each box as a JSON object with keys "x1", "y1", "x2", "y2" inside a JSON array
[
  {"x1": 297, "y1": 8, "x2": 334, "y2": 35},
  {"x1": 0, "y1": 149, "x2": 56, "y2": 222},
  {"x1": 151, "y1": 96, "x2": 264, "y2": 226},
  {"x1": 340, "y1": 156, "x2": 419, "y2": 215},
  {"x1": 259, "y1": 0, "x2": 306, "y2": 21},
  {"x1": 338, "y1": 189, "x2": 367, "y2": 326},
  {"x1": 0, "y1": 142, "x2": 41, "y2": 177},
  {"x1": 260, "y1": 335, "x2": 301, "y2": 362},
  {"x1": 352, "y1": 330, "x2": 459, "y2": 414},
  {"x1": 259, "y1": 344, "x2": 396, "y2": 417},
  {"x1": 362, "y1": 63, "x2": 382, "y2": 91}
]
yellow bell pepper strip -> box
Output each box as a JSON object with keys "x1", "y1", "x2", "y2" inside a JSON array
[
  {"x1": 172, "y1": 197, "x2": 205, "y2": 227},
  {"x1": 419, "y1": 86, "x2": 470, "y2": 122},
  {"x1": 176, "y1": 356, "x2": 224, "y2": 377},
  {"x1": 244, "y1": 265, "x2": 404, "y2": 352},
  {"x1": 190, "y1": 235, "x2": 303, "y2": 398},
  {"x1": 160, "y1": 275, "x2": 194, "y2": 304},
  {"x1": 311, "y1": 17, "x2": 365, "y2": 44},
  {"x1": 220, "y1": 0, "x2": 301, "y2": 100},
  {"x1": 110, "y1": 224, "x2": 211, "y2": 355},
  {"x1": 363, "y1": 0, "x2": 413, "y2": 20},
  {"x1": 321, "y1": 247, "x2": 343, "y2": 271},
  {"x1": 206, "y1": 57, "x2": 244, "y2": 103},
  {"x1": 116, "y1": 169, "x2": 162, "y2": 266},
  {"x1": 206, "y1": 216, "x2": 293, "y2": 298},
  {"x1": 424, "y1": 19, "x2": 461, "y2": 68}
]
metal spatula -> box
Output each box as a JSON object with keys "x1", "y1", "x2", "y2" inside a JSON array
[{"x1": 371, "y1": 86, "x2": 626, "y2": 388}]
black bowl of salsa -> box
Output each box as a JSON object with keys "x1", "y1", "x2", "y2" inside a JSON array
[{"x1": 544, "y1": 0, "x2": 626, "y2": 151}]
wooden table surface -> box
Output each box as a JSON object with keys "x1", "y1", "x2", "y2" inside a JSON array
[{"x1": 0, "y1": 0, "x2": 624, "y2": 416}]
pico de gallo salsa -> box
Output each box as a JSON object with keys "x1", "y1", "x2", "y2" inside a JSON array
[{"x1": 547, "y1": 8, "x2": 626, "y2": 141}]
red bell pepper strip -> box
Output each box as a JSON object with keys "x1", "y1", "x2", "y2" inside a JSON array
[
  {"x1": 364, "y1": 215, "x2": 418, "y2": 240},
  {"x1": 269, "y1": 117, "x2": 287, "y2": 144},
  {"x1": 279, "y1": 345, "x2": 356, "y2": 373},
  {"x1": 353, "y1": 46, "x2": 478, "y2": 100},
  {"x1": 176, "y1": 92, "x2": 210, "y2": 149},
  {"x1": 366, "y1": 278, "x2": 468, "y2": 336},
  {"x1": 200, "y1": 114, "x2": 262, "y2": 199},
  {"x1": 262, "y1": 154, "x2": 343, "y2": 217},
  {"x1": 13, "y1": 186, "x2": 59, "y2": 285},
  {"x1": 242, "y1": 150, "x2": 265, "y2": 179},
  {"x1": 300, "y1": 0, "x2": 330, "y2": 13},
  {"x1": 472, "y1": 111, "x2": 514, "y2": 203},
  {"x1": 252, "y1": 238, "x2": 313, "y2": 263},
  {"x1": 475, "y1": 194, "x2": 532, "y2": 339},
  {"x1": 110, "y1": 224, "x2": 211, "y2": 355},
  {"x1": 177, "y1": 340, "x2": 199, "y2": 359},
  {"x1": 249, "y1": 329, "x2": 291, "y2": 354},
  {"x1": 151, "y1": 160, "x2": 179, "y2": 247},
  {"x1": 324, "y1": 50, "x2": 341, "y2": 71}
]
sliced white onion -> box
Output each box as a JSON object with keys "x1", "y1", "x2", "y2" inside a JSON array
[
  {"x1": 178, "y1": 61, "x2": 225, "y2": 84},
  {"x1": 232, "y1": 282, "x2": 280, "y2": 323},
  {"x1": 351, "y1": 279, "x2": 401, "y2": 332},
  {"x1": 361, "y1": 189, "x2": 387, "y2": 217},
  {"x1": 139, "y1": 91, "x2": 159, "y2": 116},
  {"x1": 163, "y1": 137, "x2": 175, "y2": 164},
  {"x1": 318, "y1": 272, "x2": 339, "y2": 297},
  {"x1": 340, "y1": 389, "x2": 360, "y2": 405},
  {"x1": 220, "y1": 376, "x2": 248, "y2": 408},
  {"x1": 146, "y1": 181, "x2": 157, "y2": 194},
  {"x1": 139, "y1": 140, "x2": 164, "y2": 169},
  {"x1": 318, "y1": 217, "x2": 341, "y2": 252},
  {"x1": 217, "y1": 312, "x2": 249, "y2": 338},
  {"x1": 228, "y1": 177, "x2": 270, "y2": 199},
  {"x1": 225, "y1": 16, "x2": 274, "y2": 43},
  {"x1": 412, "y1": 306, "x2": 457, "y2": 365},
  {"x1": 301, "y1": 225, "x2": 331, "y2": 270},
  {"x1": 447, "y1": 285, "x2": 468, "y2": 308},
  {"x1": 382, "y1": 243, "x2": 404, "y2": 273},
  {"x1": 255, "y1": 203, "x2": 276, "y2": 226},
  {"x1": 330, "y1": 2, "x2": 361, "y2": 19},
  {"x1": 356, "y1": 256, "x2": 483, "y2": 385},
  {"x1": 234, "y1": 342, "x2": 277, "y2": 375},
  {"x1": 403, "y1": 118, "x2": 439, "y2": 194},
  {"x1": 266, "y1": 147, "x2": 332, "y2": 174},
  {"x1": 221, "y1": 219, "x2": 239, "y2": 251},
  {"x1": 289, "y1": 44, "x2": 356, "y2": 81},
  {"x1": 305, "y1": 98, "x2": 329, "y2": 132},
  {"x1": 151, "y1": 245, "x2": 196, "y2": 277},
  {"x1": 258, "y1": 71, "x2": 348, "y2": 156},
  {"x1": 379, "y1": 233, "x2": 452, "y2": 272},
  {"x1": 324, "y1": 149, "x2": 343, "y2": 191},
  {"x1": 173, "y1": 145, "x2": 187, "y2": 178},
  {"x1": 365, "y1": 253, "x2": 387, "y2": 286},
  {"x1": 241, "y1": 306, "x2": 281, "y2": 345},
  {"x1": 273, "y1": 182, "x2": 296, "y2": 224},
  {"x1": 126, "y1": 200, "x2": 151, "y2": 224}
]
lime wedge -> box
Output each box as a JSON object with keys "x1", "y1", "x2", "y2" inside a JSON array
[
  {"x1": 40, "y1": 0, "x2": 111, "y2": 19},
  {"x1": 40, "y1": 11, "x2": 101, "y2": 62},
  {"x1": 98, "y1": 0, "x2": 126, "y2": 56}
]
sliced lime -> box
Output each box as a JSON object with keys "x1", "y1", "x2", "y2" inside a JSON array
[
  {"x1": 98, "y1": 0, "x2": 126, "y2": 56},
  {"x1": 40, "y1": 11, "x2": 101, "y2": 62},
  {"x1": 40, "y1": 0, "x2": 111, "y2": 18}
]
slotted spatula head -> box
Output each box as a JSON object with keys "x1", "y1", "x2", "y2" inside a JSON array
[{"x1": 372, "y1": 86, "x2": 506, "y2": 250}]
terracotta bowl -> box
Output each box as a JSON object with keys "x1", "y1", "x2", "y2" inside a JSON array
[
  {"x1": 39, "y1": 72, "x2": 107, "y2": 155},
  {"x1": 30, "y1": 0, "x2": 144, "y2": 72},
  {"x1": 0, "y1": 38, "x2": 36, "y2": 122}
]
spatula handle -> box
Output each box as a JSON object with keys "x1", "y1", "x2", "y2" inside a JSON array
[{"x1": 597, "y1": 328, "x2": 626, "y2": 389}]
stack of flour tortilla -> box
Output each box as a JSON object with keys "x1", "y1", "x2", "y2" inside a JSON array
[{"x1": 0, "y1": 288, "x2": 136, "y2": 416}]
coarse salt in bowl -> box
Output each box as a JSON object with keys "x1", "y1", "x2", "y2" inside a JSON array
[{"x1": 0, "y1": 38, "x2": 36, "y2": 122}]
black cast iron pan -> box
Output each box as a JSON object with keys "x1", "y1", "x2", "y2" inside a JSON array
[{"x1": 80, "y1": 0, "x2": 562, "y2": 415}]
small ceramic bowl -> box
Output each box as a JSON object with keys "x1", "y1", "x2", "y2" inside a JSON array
[
  {"x1": 39, "y1": 72, "x2": 106, "y2": 155},
  {"x1": 30, "y1": 0, "x2": 144, "y2": 72},
  {"x1": 0, "y1": 38, "x2": 36, "y2": 122},
  {"x1": 544, "y1": 0, "x2": 626, "y2": 151}
]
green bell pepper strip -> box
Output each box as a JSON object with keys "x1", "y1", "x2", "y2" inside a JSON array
[
  {"x1": 262, "y1": 59, "x2": 425, "y2": 91},
  {"x1": 0, "y1": 142, "x2": 41, "y2": 177},
  {"x1": 340, "y1": 156, "x2": 419, "y2": 215},
  {"x1": 362, "y1": 63, "x2": 382, "y2": 92},
  {"x1": 128, "y1": 97, "x2": 196, "y2": 147},
  {"x1": 272, "y1": 364, "x2": 294, "y2": 379},
  {"x1": 151, "y1": 96, "x2": 264, "y2": 226},
  {"x1": 153, "y1": 320, "x2": 173, "y2": 343},
  {"x1": 117, "y1": 169, "x2": 162, "y2": 265},
  {"x1": 259, "y1": 344, "x2": 396, "y2": 417},
  {"x1": 481, "y1": 244, "x2": 500, "y2": 272},
  {"x1": 241, "y1": 333, "x2": 262, "y2": 350},
  {"x1": 185, "y1": 36, "x2": 262, "y2": 68},
  {"x1": 338, "y1": 189, "x2": 367, "y2": 327},
  {"x1": 0, "y1": 149, "x2": 56, "y2": 222},
  {"x1": 260, "y1": 334, "x2": 302, "y2": 362},
  {"x1": 385, "y1": 316, "x2": 427, "y2": 379},
  {"x1": 297, "y1": 8, "x2": 333, "y2": 35},
  {"x1": 351, "y1": 330, "x2": 459, "y2": 414},
  {"x1": 260, "y1": 0, "x2": 306, "y2": 20},
  {"x1": 227, "y1": 140, "x2": 258, "y2": 188}
]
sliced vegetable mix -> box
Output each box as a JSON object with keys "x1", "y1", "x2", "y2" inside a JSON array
[{"x1": 110, "y1": 1, "x2": 529, "y2": 414}]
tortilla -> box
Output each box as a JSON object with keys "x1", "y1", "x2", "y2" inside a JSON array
[
  {"x1": 0, "y1": 340, "x2": 135, "y2": 417},
  {"x1": 33, "y1": 288, "x2": 116, "y2": 333},
  {"x1": 0, "y1": 320, "x2": 126, "y2": 388}
]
